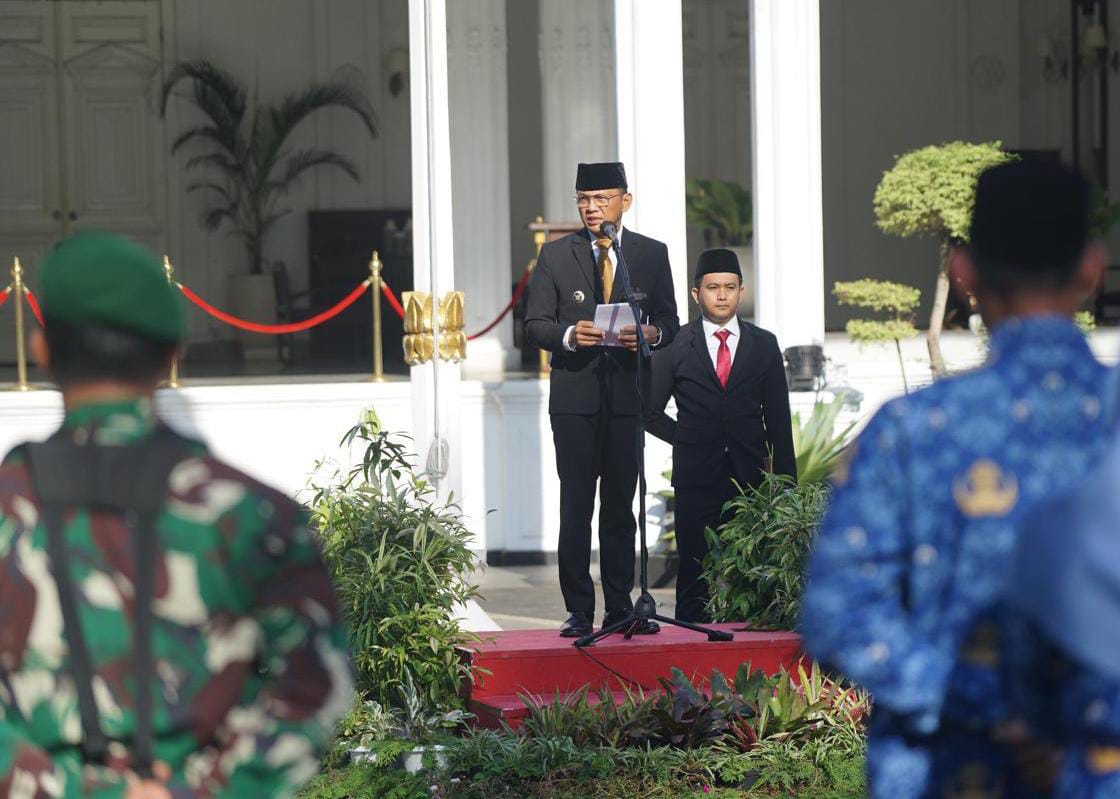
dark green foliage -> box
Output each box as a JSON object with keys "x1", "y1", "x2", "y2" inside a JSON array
[
  {"x1": 702, "y1": 473, "x2": 830, "y2": 629},
  {"x1": 309, "y1": 411, "x2": 481, "y2": 712},
  {"x1": 160, "y1": 60, "x2": 378, "y2": 274},
  {"x1": 686, "y1": 179, "x2": 753, "y2": 246}
]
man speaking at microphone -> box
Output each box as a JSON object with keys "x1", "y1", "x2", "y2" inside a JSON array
[{"x1": 525, "y1": 161, "x2": 679, "y2": 638}]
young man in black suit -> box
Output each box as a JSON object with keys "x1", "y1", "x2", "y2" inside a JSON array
[
  {"x1": 646, "y1": 248, "x2": 796, "y2": 623},
  {"x1": 525, "y1": 161, "x2": 680, "y2": 638}
]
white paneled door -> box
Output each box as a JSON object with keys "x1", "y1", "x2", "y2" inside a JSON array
[{"x1": 0, "y1": 0, "x2": 165, "y2": 361}]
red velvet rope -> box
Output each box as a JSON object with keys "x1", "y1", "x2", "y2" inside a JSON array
[
  {"x1": 24, "y1": 290, "x2": 44, "y2": 326},
  {"x1": 379, "y1": 282, "x2": 405, "y2": 319},
  {"x1": 0, "y1": 286, "x2": 10, "y2": 308},
  {"x1": 178, "y1": 279, "x2": 370, "y2": 334},
  {"x1": 467, "y1": 266, "x2": 531, "y2": 341}
]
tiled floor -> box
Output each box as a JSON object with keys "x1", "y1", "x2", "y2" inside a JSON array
[{"x1": 473, "y1": 563, "x2": 677, "y2": 631}]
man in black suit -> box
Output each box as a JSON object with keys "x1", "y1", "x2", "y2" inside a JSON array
[
  {"x1": 525, "y1": 161, "x2": 680, "y2": 638},
  {"x1": 646, "y1": 248, "x2": 796, "y2": 623}
]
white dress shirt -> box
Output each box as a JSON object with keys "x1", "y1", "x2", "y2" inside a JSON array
[{"x1": 701, "y1": 316, "x2": 740, "y2": 369}]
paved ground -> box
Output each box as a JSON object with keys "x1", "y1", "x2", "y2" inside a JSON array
[{"x1": 472, "y1": 563, "x2": 677, "y2": 631}]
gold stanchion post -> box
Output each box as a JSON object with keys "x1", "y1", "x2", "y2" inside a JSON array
[
  {"x1": 370, "y1": 250, "x2": 384, "y2": 381},
  {"x1": 532, "y1": 217, "x2": 549, "y2": 378},
  {"x1": 162, "y1": 255, "x2": 181, "y2": 388},
  {"x1": 10, "y1": 257, "x2": 30, "y2": 392}
]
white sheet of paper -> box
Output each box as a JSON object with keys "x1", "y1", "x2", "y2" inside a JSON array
[{"x1": 594, "y1": 302, "x2": 631, "y2": 347}]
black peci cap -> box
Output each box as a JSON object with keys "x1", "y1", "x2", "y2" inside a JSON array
[
  {"x1": 576, "y1": 162, "x2": 628, "y2": 191},
  {"x1": 969, "y1": 160, "x2": 1092, "y2": 279},
  {"x1": 694, "y1": 248, "x2": 742, "y2": 282}
]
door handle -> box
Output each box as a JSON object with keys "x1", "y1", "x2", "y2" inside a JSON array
[
  {"x1": 68, "y1": 211, "x2": 78, "y2": 221},
  {"x1": 51, "y1": 209, "x2": 62, "y2": 220}
]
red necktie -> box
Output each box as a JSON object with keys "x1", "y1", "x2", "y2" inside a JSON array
[{"x1": 715, "y1": 329, "x2": 732, "y2": 388}]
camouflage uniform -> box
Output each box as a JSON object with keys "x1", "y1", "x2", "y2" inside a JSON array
[{"x1": 0, "y1": 399, "x2": 353, "y2": 797}]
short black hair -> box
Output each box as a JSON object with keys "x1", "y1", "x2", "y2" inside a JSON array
[
  {"x1": 968, "y1": 160, "x2": 1092, "y2": 292},
  {"x1": 44, "y1": 318, "x2": 175, "y2": 387}
]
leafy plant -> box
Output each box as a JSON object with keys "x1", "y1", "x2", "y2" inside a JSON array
[
  {"x1": 1091, "y1": 186, "x2": 1120, "y2": 238},
  {"x1": 160, "y1": 60, "x2": 378, "y2": 274},
  {"x1": 703, "y1": 473, "x2": 829, "y2": 629},
  {"x1": 391, "y1": 670, "x2": 474, "y2": 743},
  {"x1": 685, "y1": 179, "x2": 753, "y2": 246},
  {"x1": 308, "y1": 410, "x2": 481, "y2": 713},
  {"x1": 834, "y1": 279, "x2": 921, "y2": 393},
  {"x1": 874, "y1": 141, "x2": 1015, "y2": 377},
  {"x1": 791, "y1": 400, "x2": 853, "y2": 486}
]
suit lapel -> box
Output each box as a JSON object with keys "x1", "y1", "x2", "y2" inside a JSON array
[
  {"x1": 610, "y1": 232, "x2": 639, "y2": 303},
  {"x1": 569, "y1": 233, "x2": 597, "y2": 298},
  {"x1": 689, "y1": 321, "x2": 723, "y2": 390},
  {"x1": 725, "y1": 319, "x2": 758, "y2": 391}
]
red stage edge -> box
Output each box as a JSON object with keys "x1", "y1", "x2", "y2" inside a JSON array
[{"x1": 459, "y1": 623, "x2": 802, "y2": 729}]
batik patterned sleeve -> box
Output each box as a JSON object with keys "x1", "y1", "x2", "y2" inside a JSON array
[
  {"x1": 172, "y1": 496, "x2": 353, "y2": 799},
  {"x1": 799, "y1": 407, "x2": 954, "y2": 733}
]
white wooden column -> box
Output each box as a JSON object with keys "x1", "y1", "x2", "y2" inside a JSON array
[
  {"x1": 614, "y1": 0, "x2": 689, "y2": 315},
  {"x1": 750, "y1": 0, "x2": 825, "y2": 348},
  {"x1": 538, "y1": 0, "x2": 617, "y2": 221},
  {"x1": 447, "y1": 0, "x2": 515, "y2": 375},
  {"x1": 408, "y1": 0, "x2": 465, "y2": 527}
]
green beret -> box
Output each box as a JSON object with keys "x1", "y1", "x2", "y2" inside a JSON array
[{"x1": 40, "y1": 232, "x2": 185, "y2": 343}]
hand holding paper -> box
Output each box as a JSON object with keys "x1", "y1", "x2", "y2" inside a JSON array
[{"x1": 593, "y1": 303, "x2": 630, "y2": 348}]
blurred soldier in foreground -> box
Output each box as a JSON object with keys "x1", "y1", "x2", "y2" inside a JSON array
[
  {"x1": 800, "y1": 161, "x2": 1108, "y2": 798},
  {"x1": 1005, "y1": 421, "x2": 1120, "y2": 798},
  {"x1": 0, "y1": 232, "x2": 352, "y2": 798}
]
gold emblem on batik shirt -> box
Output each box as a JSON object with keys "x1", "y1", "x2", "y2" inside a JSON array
[
  {"x1": 952, "y1": 460, "x2": 1019, "y2": 518},
  {"x1": 1086, "y1": 747, "x2": 1120, "y2": 775}
]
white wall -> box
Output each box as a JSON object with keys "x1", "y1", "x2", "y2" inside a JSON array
[{"x1": 161, "y1": 0, "x2": 412, "y2": 337}]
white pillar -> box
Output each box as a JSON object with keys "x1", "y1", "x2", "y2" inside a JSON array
[
  {"x1": 408, "y1": 0, "x2": 466, "y2": 531},
  {"x1": 539, "y1": 0, "x2": 617, "y2": 221},
  {"x1": 614, "y1": 0, "x2": 689, "y2": 316},
  {"x1": 750, "y1": 0, "x2": 825, "y2": 348},
  {"x1": 447, "y1": 0, "x2": 516, "y2": 375}
]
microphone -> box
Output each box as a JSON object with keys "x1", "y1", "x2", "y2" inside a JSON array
[{"x1": 598, "y1": 220, "x2": 618, "y2": 241}]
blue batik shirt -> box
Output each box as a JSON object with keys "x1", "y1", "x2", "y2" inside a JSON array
[{"x1": 800, "y1": 315, "x2": 1108, "y2": 799}]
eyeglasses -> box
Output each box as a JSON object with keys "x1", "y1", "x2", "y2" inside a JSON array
[{"x1": 574, "y1": 193, "x2": 623, "y2": 207}]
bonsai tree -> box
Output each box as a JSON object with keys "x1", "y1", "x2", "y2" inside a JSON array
[
  {"x1": 873, "y1": 141, "x2": 1014, "y2": 377},
  {"x1": 833, "y1": 279, "x2": 921, "y2": 393},
  {"x1": 160, "y1": 60, "x2": 378, "y2": 275},
  {"x1": 685, "y1": 178, "x2": 753, "y2": 246}
]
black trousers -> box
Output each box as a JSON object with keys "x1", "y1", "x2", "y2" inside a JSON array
[
  {"x1": 550, "y1": 410, "x2": 639, "y2": 615},
  {"x1": 674, "y1": 463, "x2": 739, "y2": 623}
]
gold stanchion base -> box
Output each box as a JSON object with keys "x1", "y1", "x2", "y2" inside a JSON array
[{"x1": 3, "y1": 382, "x2": 48, "y2": 392}]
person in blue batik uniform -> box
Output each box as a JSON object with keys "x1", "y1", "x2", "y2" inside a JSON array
[
  {"x1": 800, "y1": 160, "x2": 1109, "y2": 799},
  {"x1": 1004, "y1": 417, "x2": 1120, "y2": 798}
]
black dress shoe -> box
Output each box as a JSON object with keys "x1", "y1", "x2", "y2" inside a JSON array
[
  {"x1": 559, "y1": 612, "x2": 593, "y2": 638},
  {"x1": 602, "y1": 610, "x2": 660, "y2": 635}
]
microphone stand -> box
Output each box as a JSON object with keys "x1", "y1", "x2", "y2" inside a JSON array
[{"x1": 575, "y1": 231, "x2": 733, "y2": 648}]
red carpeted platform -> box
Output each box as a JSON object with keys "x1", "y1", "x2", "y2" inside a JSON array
[{"x1": 460, "y1": 623, "x2": 802, "y2": 729}]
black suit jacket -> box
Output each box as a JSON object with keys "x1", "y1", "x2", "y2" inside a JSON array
[
  {"x1": 645, "y1": 318, "x2": 797, "y2": 488},
  {"x1": 525, "y1": 229, "x2": 679, "y2": 415}
]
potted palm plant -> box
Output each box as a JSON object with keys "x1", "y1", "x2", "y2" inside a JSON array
[
  {"x1": 160, "y1": 60, "x2": 378, "y2": 355},
  {"x1": 685, "y1": 178, "x2": 754, "y2": 316}
]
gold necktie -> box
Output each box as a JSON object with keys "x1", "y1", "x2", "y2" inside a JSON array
[{"x1": 595, "y1": 238, "x2": 613, "y2": 300}]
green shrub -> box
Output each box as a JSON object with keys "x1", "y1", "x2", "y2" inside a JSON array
[
  {"x1": 834, "y1": 279, "x2": 922, "y2": 393},
  {"x1": 873, "y1": 141, "x2": 1015, "y2": 377},
  {"x1": 791, "y1": 400, "x2": 853, "y2": 486},
  {"x1": 703, "y1": 473, "x2": 829, "y2": 629},
  {"x1": 308, "y1": 410, "x2": 481, "y2": 712}
]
